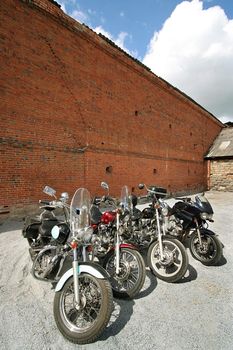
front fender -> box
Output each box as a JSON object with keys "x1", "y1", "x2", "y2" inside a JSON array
[
  {"x1": 109, "y1": 243, "x2": 138, "y2": 251},
  {"x1": 148, "y1": 235, "x2": 176, "y2": 247},
  {"x1": 199, "y1": 228, "x2": 215, "y2": 236},
  {"x1": 55, "y1": 262, "x2": 109, "y2": 292}
]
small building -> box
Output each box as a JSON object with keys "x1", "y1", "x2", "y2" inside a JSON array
[{"x1": 205, "y1": 126, "x2": 233, "y2": 191}]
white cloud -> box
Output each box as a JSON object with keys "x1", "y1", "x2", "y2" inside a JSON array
[
  {"x1": 143, "y1": 0, "x2": 233, "y2": 122},
  {"x1": 70, "y1": 9, "x2": 88, "y2": 23},
  {"x1": 60, "y1": 2, "x2": 67, "y2": 13},
  {"x1": 94, "y1": 26, "x2": 137, "y2": 57}
]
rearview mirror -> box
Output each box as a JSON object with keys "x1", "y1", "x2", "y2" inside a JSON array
[
  {"x1": 43, "y1": 186, "x2": 56, "y2": 198},
  {"x1": 101, "y1": 182, "x2": 109, "y2": 190},
  {"x1": 101, "y1": 181, "x2": 109, "y2": 195}
]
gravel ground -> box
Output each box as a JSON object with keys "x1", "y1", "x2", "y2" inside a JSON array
[{"x1": 0, "y1": 191, "x2": 233, "y2": 350}]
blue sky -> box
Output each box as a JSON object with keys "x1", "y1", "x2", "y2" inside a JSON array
[
  {"x1": 61, "y1": 0, "x2": 233, "y2": 59},
  {"x1": 60, "y1": 1, "x2": 233, "y2": 122}
]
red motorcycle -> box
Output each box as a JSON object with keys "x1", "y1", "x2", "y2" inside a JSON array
[{"x1": 91, "y1": 182, "x2": 146, "y2": 299}]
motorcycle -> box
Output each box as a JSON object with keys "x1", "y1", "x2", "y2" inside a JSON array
[
  {"x1": 122, "y1": 184, "x2": 189, "y2": 283},
  {"x1": 31, "y1": 190, "x2": 93, "y2": 283},
  {"x1": 53, "y1": 187, "x2": 113, "y2": 344},
  {"x1": 91, "y1": 182, "x2": 146, "y2": 298},
  {"x1": 164, "y1": 194, "x2": 223, "y2": 265},
  {"x1": 22, "y1": 186, "x2": 70, "y2": 261}
]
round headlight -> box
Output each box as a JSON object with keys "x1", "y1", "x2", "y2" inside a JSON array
[
  {"x1": 51, "y1": 225, "x2": 60, "y2": 239},
  {"x1": 84, "y1": 227, "x2": 93, "y2": 243},
  {"x1": 161, "y1": 207, "x2": 169, "y2": 216},
  {"x1": 200, "y1": 212, "x2": 208, "y2": 220},
  {"x1": 60, "y1": 192, "x2": 69, "y2": 202}
]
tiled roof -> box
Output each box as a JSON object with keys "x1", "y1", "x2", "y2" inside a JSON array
[{"x1": 205, "y1": 127, "x2": 233, "y2": 158}]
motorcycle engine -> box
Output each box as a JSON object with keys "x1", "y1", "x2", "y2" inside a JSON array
[
  {"x1": 166, "y1": 216, "x2": 183, "y2": 237},
  {"x1": 131, "y1": 218, "x2": 156, "y2": 246},
  {"x1": 91, "y1": 223, "x2": 113, "y2": 257}
]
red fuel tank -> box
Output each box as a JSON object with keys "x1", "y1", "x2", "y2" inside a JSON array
[{"x1": 101, "y1": 211, "x2": 116, "y2": 224}]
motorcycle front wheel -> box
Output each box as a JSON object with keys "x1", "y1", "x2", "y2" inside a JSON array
[
  {"x1": 53, "y1": 274, "x2": 113, "y2": 344},
  {"x1": 148, "y1": 237, "x2": 188, "y2": 283},
  {"x1": 189, "y1": 231, "x2": 223, "y2": 265},
  {"x1": 103, "y1": 248, "x2": 146, "y2": 298}
]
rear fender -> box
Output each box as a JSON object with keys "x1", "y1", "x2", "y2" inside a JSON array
[{"x1": 55, "y1": 262, "x2": 109, "y2": 292}]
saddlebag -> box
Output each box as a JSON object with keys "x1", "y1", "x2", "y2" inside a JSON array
[
  {"x1": 22, "y1": 216, "x2": 41, "y2": 239},
  {"x1": 39, "y1": 218, "x2": 59, "y2": 237}
]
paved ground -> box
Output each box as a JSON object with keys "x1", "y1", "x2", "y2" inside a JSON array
[{"x1": 0, "y1": 191, "x2": 232, "y2": 350}]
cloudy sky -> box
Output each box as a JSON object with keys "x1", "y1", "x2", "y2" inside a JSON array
[{"x1": 60, "y1": 0, "x2": 233, "y2": 123}]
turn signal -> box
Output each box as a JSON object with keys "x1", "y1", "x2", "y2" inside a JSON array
[{"x1": 71, "y1": 241, "x2": 78, "y2": 249}]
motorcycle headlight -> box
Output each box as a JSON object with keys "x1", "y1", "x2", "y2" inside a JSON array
[
  {"x1": 83, "y1": 226, "x2": 93, "y2": 243},
  {"x1": 51, "y1": 225, "x2": 60, "y2": 239},
  {"x1": 123, "y1": 214, "x2": 130, "y2": 222},
  {"x1": 76, "y1": 226, "x2": 93, "y2": 242},
  {"x1": 161, "y1": 207, "x2": 169, "y2": 216},
  {"x1": 200, "y1": 212, "x2": 208, "y2": 220}
]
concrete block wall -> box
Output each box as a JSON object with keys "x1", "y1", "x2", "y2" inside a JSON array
[{"x1": 0, "y1": 0, "x2": 223, "y2": 217}]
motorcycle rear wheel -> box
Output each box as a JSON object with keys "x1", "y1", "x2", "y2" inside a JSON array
[
  {"x1": 103, "y1": 248, "x2": 146, "y2": 298},
  {"x1": 53, "y1": 274, "x2": 113, "y2": 344},
  {"x1": 148, "y1": 237, "x2": 188, "y2": 283},
  {"x1": 189, "y1": 231, "x2": 223, "y2": 265}
]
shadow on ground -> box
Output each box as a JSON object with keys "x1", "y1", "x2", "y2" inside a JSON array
[
  {"x1": 175, "y1": 264, "x2": 198, "y2": 283},
  {"x1": 0, "y1": 219, "x2": 24, "y2": 234}
]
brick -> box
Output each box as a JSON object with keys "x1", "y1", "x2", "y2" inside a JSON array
[{"x1": 0, "y1": 0, "x2": 223, "y2": 215}]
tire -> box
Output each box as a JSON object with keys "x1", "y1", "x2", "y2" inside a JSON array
[
  {"x1": 148, "y1": 237, "x2": 189, "y2": 283},
  {"x1": 189, "y1": 231, "x2": 223, "y2": 266},
  {"x1": 53, "y1": 274, "x2": 113, "y2": 344},
  {"x1": 103, "y1": 248, "x2": 146, "y2": 298}
]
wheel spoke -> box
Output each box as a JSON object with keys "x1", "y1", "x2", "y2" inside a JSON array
[
  {"x1": 61, "y1": 274, "x2": 104, "y2": 331},
  {"x1": 105, "y1": 250, "x2": 141, "y2": 293}
]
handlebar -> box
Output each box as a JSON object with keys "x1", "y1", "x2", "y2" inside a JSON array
[
  {"x1": 175, "y1": 197, "x2": 192, "y2": 202},
  {"x1": 39, "y1": 200, "x2": 51, "y2": 205},
  {"x1": 39, "y1": 199, "x2": 70, "y2": 209}
]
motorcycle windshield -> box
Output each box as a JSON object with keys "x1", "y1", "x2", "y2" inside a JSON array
[
  {"x1": 195, "y1": 195, "x2": 213, "y2": 214},
  {"x1": 120, "y1": 185, "x2": 132, "y2": 213},
  {"x1": 70, "y1": 188, "x2": 92, "y2": 238}
]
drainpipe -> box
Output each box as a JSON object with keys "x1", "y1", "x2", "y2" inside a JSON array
[{"x1": 207, "y1": 159, "x2": 211, "y2": 190}]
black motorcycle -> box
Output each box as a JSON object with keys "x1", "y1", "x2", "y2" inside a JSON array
[
  {"x1": 117, "y1": 184, "x2": 189, "y2": 283},
  {"x1": 164, "y1": 194, "x2": 223, "y2": 265},
  {"x1": 22, "y1": 186, "x2": 70, "y2": 261}
]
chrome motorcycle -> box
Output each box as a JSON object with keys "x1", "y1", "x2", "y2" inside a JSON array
[
  {"x1": 53, "y1": 187, "x2": 113, "y2": 344},
  {"x1": 122, "y1": 184, "x2": 189, "y2": 283},
  {"x1": 91, "y1": 182, "x2": 146, "y2": 298}
]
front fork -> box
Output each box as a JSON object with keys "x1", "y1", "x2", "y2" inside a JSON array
[
  {"x1": 194, "y1": 219, "x2": 203, "y2": 247},
  {"x1": 155, "y1": 207, "x2": 164, "y2": 259},
  {"x1": 72, "y1": 245, "x2": 80, "y2": 306},
  {"x1": 116, "y1": 212, "x2": 120, "y2": 275}
]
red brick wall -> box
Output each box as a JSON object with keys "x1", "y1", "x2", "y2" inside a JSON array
[{"x1": 0, "y1": 0, "x2": 223, "y2": 215}]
